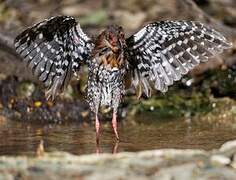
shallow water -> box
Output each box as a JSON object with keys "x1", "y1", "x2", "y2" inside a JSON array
[{"x1": 0, "y1": 114, "x2": 236, "y2": 156}]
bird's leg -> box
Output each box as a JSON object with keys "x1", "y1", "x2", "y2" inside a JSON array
[
  {"x1": 95, "y1": 114, "x2": 100, "y2": 144},
  {"x1": 112, "y1": 112, "x2": 119, "y2": 140}
]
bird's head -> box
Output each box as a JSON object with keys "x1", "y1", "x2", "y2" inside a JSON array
[{"x1": 95, "y1": 25, "x2": 126, "y2": 54}]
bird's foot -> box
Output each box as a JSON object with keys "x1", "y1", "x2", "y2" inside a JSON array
[{"x1": 112, "y1": 113, "x2": 119, "y2": 141}]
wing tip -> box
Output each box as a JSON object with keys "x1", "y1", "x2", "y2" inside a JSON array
[
  {"x1": 225, "y1": 40, "x2": 233, "y2": 48},
  {"x1": 45, "y1": 79, "x2": 61, "y2": 101}
]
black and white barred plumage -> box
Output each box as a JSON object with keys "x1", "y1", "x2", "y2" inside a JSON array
[
  {"x1": 14, "y1": 16, "x2": 231, "y2": 139},
  {"x1": 126, "y1": 21, "x2": 232, "y2": 96},
  {"x1": 87, "y1": 56, "x2": 126, "y2": 114},
  {"x1": 15, "y1": 16, "x2": 94, "y2": 100}
]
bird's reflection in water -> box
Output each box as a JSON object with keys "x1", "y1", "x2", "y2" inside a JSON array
[
  {"x1": 2, "y1": 117, "x2": 236, "y2": 156},
  {"x1": 96, "y1": 140, "x2": 119, "y2": 154}
]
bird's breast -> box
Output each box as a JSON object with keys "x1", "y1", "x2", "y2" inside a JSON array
[
  {"x1": 87, "y1": 54, "x2": 126, "y2": 109},
  {"x1": 95, "y1": 59, "x2": 123, "y2": 90},
  {"x1": 90, "y1": 49, "x2": 127, "y2": 82}
]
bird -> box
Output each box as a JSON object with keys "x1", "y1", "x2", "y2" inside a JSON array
[{"x1": 14, "y1": 15, "x2": 232, "y2": 142}]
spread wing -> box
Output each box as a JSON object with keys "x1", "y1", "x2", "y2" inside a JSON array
[
  {"x1": 126, "y1": 20, "x2": 232, "y2": 97},
  {"x1": 15, "y1": 16, "x2": 94, "y2": 99}
]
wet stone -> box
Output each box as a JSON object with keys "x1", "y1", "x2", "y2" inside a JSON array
[{"x1": 0, "y1": 140, "x2": 236, "y2": 179}]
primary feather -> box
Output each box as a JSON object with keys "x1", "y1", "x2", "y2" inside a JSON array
[
  {"x1": 15, "y1": 16, "x2": 94, "y2": 99},
  {"x1": 126, "y1": 20, "x2": 232, "y2": 96}
]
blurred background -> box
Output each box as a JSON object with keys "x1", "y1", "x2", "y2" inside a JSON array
[{"x1": 0, "y1": 0, "x2": 236, "y2": 155}]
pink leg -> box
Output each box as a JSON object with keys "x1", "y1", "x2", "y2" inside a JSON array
[
  {"x1": 95, "y1": 115, "x2": 100, "y2": 144},
  {"x1": 112, "y1": 113, "x2": 119, "y2": 140}
]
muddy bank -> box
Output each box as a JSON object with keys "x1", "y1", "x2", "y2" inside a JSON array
[
  {"x1": 1, "y1": 140, "x2": 236, "y2": 179},
  {"x1": 0, "y1": 76, "x2": 89, "y2": 123},
  {"x1": 1, "y1": 67, "x2": 236, "y2": 123}
]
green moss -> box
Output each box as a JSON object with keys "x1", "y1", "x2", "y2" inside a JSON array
[
  {"x1": 127, "y1": 68, "x2": 236, "y2": 119},
  {"x1": 128, "y1": 90, "x2": 213, "y2": 119},
  {"x1": 16, "y1": 82, "x2": 35, "y2": 98},
  {"x1": 202, "y1": 68, "x2": 236, "y2": 98}
]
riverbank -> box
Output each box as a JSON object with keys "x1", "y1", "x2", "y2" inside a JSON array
[{"x1": 1, "y1": 140, "x2": 236, "y2": 179}]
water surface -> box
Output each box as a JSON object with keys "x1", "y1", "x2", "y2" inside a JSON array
[{"x1": 0, "y1": 114, "x2": 236, "y2": 155}]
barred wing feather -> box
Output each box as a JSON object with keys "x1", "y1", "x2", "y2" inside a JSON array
[
  {"x1": 15, "y1": 16, "x2": 94, "y2": 99},
  {"x1": 126, "y1": 21, "x2": 232, "y2": 96}
]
